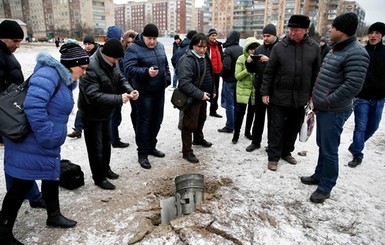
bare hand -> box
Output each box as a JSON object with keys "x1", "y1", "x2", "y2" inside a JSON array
[
  {"x1": 148, "y1": 67, "x2": 159, "y2": 77},
  {"x1": 262, "y1": 95, "x2": 270, "y2": 105},
  {"x1": 202, "y1": 92, "x2": 211, "y2": 101},
  {"x1": 129, "y1": 90, "x2": 139, "y2": 101},
  {"x1": 259, "y1": 54, "x2": 269, "y2": 63},
  {"x1": 121, "y1": 93, "x2": 130, "y2": 104},
  {"x1": 246, "y1": 56, "x2": 253, "y2": 63}
]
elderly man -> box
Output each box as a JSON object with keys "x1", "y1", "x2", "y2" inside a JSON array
[
  {"x1": 123, "y1": 24, "x2": 171, "y2": 169},
  {"x1": 301, "y1": 13, "x2": 370, "y2": 203},
  {"x1": 261, "y1": 15, "x2": 321, "y2": 171}
]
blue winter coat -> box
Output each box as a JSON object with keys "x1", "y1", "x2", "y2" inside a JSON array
[
  {"x1": 123, "y1": 34, "x2": 171, "y2": 93},
  {"x1": 4, "y1": 52, "x2": 76, "y2": 181}
]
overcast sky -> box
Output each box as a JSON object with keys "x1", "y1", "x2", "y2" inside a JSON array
[{"x1": 114, "y1": 0, "x2": 385, "y2": 25}]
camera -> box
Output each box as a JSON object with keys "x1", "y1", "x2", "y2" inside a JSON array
[{"x1": 153, "y1": 65, "x2": 159, "y2": 70}]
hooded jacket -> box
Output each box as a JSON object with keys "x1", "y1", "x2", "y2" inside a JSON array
[
  {"x1": 220, "y1": 31, "x2": 243, "y2": 83},
  {"x1": 235, "y1": 37, "x2": 259, "y2": 104},
  {"x1": 78, "y1": 48, "x2": 134, "y2": 121},
  {"x1": 261, "y1": 34, "x2": 321, "y2": 108},
  {"x1": 171, "y1": 38, "x2": 191, "y2": 69},
  {"x1": 123, "y1": 33, "x2": 171, "y2": 93},
  {"x1": 4, "y1": 52, "x2": 76, "y2": 181}
]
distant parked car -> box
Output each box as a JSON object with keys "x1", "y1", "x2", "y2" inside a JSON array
[{"x1": 38, "y1": 37, "x2": 49, "y2": 42}]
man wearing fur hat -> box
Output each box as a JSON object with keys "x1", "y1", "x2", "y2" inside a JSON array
[
  {"x1": 301, "y1": 13, "x2": 370, "y2": 203},
  {"x1": 0, "y1": 19, "x2": 47, "y2": 209},
  {"x1": 260, "y1": 15, "x2": 321, "y2": 171},
  {"x1": 123, "y1": 23, "x2": 171, "y2": 169},
  {"x1": 347, "y1": 22, "x2": 385, "y2": 168},
  {"x1": 207, "y1": 28, "x2": 223, "y2": 118},
  {"x1": 245, "y1": 23, "x2": 279, "y2": 152},
  {"x1": 78, "y1": 38, "x2": 139, "y2": 190}
]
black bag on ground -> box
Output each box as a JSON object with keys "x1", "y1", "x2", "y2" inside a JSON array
[{"x1": 59, "y1": 159, "x2": 84, "y2": 190}]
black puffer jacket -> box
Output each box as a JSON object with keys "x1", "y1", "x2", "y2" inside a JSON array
[
  {"x1": 177, "y1": 50, "x2": 215, "y2": 100},
  {"x1": 78, "y1": 48, "x2": 134, "y2": 121},
  {"x1": 219, "y1": 31, "x2": 243, "y2": 83},
  {"x1": 356, "y1": 42, "x2": 385, "y2": 100},
  {"x1": 313, "y1": 36, "x2": 370, "y2": 112},
  {"x1": 0, "y1": 40, "x2": 24, "y2": 92},
  {"x1": 171, "y1": 38, "x2": 191, "y2": 69},
  {"x1": 261, "y1": 34, "x2": 320, "y2": 108}
]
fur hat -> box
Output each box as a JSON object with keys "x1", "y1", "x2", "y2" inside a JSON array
[
  {"x1": 0, "y1": 20, "x2": 24, "y2": 39},
  {"x1": 263, "y1": 24, "x2": 277, "y2": 36},
  {"x1": 101, "y1": 38, "x2": 124, "y2": 58},
  {"x1": 332, "y1": 12, "x2": 358, "y2": 36},
  {"x1": 142, "y1": 24, "x2": 159, "y2": 37},
  {"x1": 83, "y1": 35, "x2": 95, "y2": 44},
  {"x1": 106, "y1": 25, "x2": 123, "y2": 40},
  {"x1": 59, "y1": 43, "x2": 89, "y2": 68},
  {"x1": 186, "y1": 30, "x2": 198, "y2": 39},
  {"x1": 288, "y1": 15, "x2": 310, "y2": 29},
  {"x1": 208, "y1": 28, "x2": 217, "y2": 36},
  {"x1": 368, "y1": 22, "x2": 385, "y2": 36}
]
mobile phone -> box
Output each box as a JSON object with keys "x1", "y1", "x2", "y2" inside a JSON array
[
  {"x1": 153, "y1": 65, "x2": 159, "y2": 70},
  {"x1": 251, "y1": 54, "x2": 262, "y2": 61}
]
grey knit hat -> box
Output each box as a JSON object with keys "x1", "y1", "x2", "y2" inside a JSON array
[{"x1": 263, "y1": 24, "x2": 277, "y2": 36}]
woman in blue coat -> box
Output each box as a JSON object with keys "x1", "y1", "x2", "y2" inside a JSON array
[{"x1": 0, "y1": 43, "x2": 89, "y2": 244}]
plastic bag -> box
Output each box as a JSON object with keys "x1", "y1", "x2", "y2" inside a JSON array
[{"x1": 299, "y1": 103, "x2": 315, "y2": 142}]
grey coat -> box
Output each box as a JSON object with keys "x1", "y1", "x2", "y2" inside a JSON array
[{"x1": 312, "y1": 36, "x2": 370, "y2": 112}]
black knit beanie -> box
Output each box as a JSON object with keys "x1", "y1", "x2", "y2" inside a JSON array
[
  {"x1": 0, "y1": 20, "x2": 24, "y2": 39},
  {"x1": 142, "y1": 24, "x2": 159, "y2": 37},
  {"x1": 288, "y1": 15, "x2": 310, "y2": 29},
  {"x1": 263, "y1": 24, "x2": 277, "y2": 36},
  {"x1": 208, "y1": 28, "x2": 217, "y2": 36},
  {"x1": 186, "y1": 30, "x2": 198, "y2": 39},
  {"x1": 368, "y1": 22, "x2": 385, "y2": 36},
  {"x1": 101, "y1": 38, "x2": 124, "y2": 58},
  {"x1": 83, "y1": 35, "x2": 95, "y2": 44},
  {"x1": 60, "y1": 43, "x2": 89, "y2": 68},
  {"x1": 332, "y1": 12, "x2": 358, "y2": 36}
]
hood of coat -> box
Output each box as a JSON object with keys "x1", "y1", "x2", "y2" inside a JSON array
[
  {"x1": 223, "y1": 31, "x2": 240, "y2": 48},
  {"x1": 34, "y1": 52, "x2": 74, "y2": 87},
  {"x1": 242, "y1": 37, "x2": 260, "y2": 56},
  {"x1": 133, "y1": 33, "x2": 158, "y2": 49}
]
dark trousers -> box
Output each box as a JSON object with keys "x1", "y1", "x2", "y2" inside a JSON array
[
  {"x1": 267, "y1": 104, "x2": 304, "y2": 161},
  {"x1": 234, "y1": 97, "x2": 255, "y2": 135},
  {"x1": 73, "y1": 110, "x2": 83, "y2": 132},
  {"x1": 251, "y1": 93, "x2": 269, "y2": 145},
  {"x1": 1, "y1": 178, "x2": 59, "y2": 219},
  {"x1": 181, "y1": 100, "x2": 207, "y2": 153},
  {"x1": 82, "y1": 119, "x2": 111, "y2": 183},
  {"x1": 110, "y1": 105, "x2": 122, "y2": 145},
  {"x1": 130, "y1": 100, "x2": 137, "y2": 132},
  {"x1": 135, "y1": 92, "x2": 165, "y2": 157},
  {"x1": 210, "y1": 73, "x2": 220, "y2": 114}
]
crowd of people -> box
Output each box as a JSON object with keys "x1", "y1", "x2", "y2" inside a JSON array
[{"x1": 1, "y1": 11, "x2": 385, "y2": 243}]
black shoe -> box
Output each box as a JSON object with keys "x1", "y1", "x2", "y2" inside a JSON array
[
  {"x1": 348, "y1": 157, "x2": 362, "y2": 168},
  {"x1": 67, "y1": 129, "x2": 81, "y2": 138},
  {"x1": 210, "y1": 112, "x2": 223, "y2": 118},
  {"x1": 29, "y1": 198, "x2": 46, "y2": 209},
  {"x1": 310, "y1": 189, "x2": 330, "y2": 203},
  {"x1": 300, "y1": 175, "x2": 320, "y2": 185},
  {"x1": 106, "y1": 170, "x2": 119, "y2": 179},
  {"x1": 95, "y1": 180, "x2": 116, "y2": 190},
  {"x1": 192, "y1": 139, "x2": 212, "y2": 148},
  {"x1": 183, "y1": 152, "x2": 199, "y2": 163},
  {"x1": 218, "y1": 127, "x2": 233, "y2": 133},
  {"x1": 245, "y1": 132, "x2": 252, "y2": 140},
  {"x1": 232, "y1": 134, "x2": 239, "y2": 144},
  {"x1": 46, "y1": 211, "x2": 77, "y2": 228},
  {"x1": 112, "y1": 141, "x2": 129, "y2": 148},
  {"x1": 149, "y1": 149, "x2": 165, "y2": 158},
  {"x1": 246, "y1": 143, "x2": 260, "y2": 152},
  {"x1": 138, "y1": 157, "x2": 151, "y2": 169}
]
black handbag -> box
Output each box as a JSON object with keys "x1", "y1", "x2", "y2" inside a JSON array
[
  {"x1": 59, "y1": 159, "x2": 85, "y2": 190},
  {"x1": 0, "y1": 78, "x2": 31, "y2": 142},
  {"x1": 0, "y1": 75, "x2": 61, "y2": 142},
  {"x1": 171, "y1": 88, "x2": 192, "y2": 111}
]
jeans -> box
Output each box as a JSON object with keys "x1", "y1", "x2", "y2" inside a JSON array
[
  {"x1": 135, "y1": 91, "x2": 165, "y2": 157},
  {"x1": 314, "y1": 110, "x2": 352, "y2": 193},
  {"x1": 73, "y1": 110, "x2": 83, "y2": 132},
  {"x1": 220, "y1": 81, "x2": 236, "y2": 129},
  {"x1": 110, "y1": 105, "x2": 122, "y2": 145},
  {"x1": 5, "y1": 173, "x2": 42, "y2": 202},
  {"x1": 350, "y1": 98, "x2": 385, "y2": 159},
  {"x1": 172, "y1": 72, "x2": 178, "y2": 88}
]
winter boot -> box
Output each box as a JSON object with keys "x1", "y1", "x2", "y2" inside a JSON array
[
  {"x1": 46, "y1": 201, "x2": 77, "y2": 228},
  {"x1": 0, "y1": 213, "x2": 24, "y2": 245}
]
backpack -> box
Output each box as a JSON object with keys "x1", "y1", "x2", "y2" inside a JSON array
[{"x1": 59, "y1": 159, "x2": 85, "y2": 190}]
